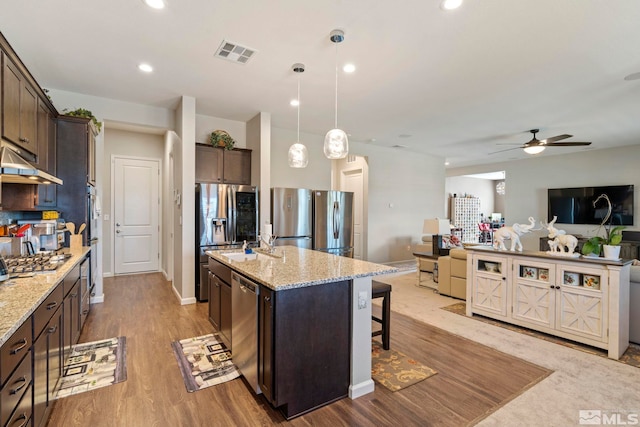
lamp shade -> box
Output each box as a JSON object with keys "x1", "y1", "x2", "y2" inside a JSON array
[{"x1": 423, "y1": 219, "x2": 450, "y2": 235}]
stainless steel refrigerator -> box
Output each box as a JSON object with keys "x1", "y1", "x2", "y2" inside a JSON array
[
  {"x1": 195, "y1": 183, "x2": 258, "y2": 300},
  {"x1": 271, "y1": 188, "x2": 313, "y2": 249},
  {"x1": 313, "y1": 190, "x2": 354, "y2": 257}
]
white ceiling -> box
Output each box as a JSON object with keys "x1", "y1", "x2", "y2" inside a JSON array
[{"x1": 2, "y1": 0, "x2": 640, "y2": 168}]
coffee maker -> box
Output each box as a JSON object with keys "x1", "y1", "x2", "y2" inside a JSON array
[{"x1": 22, "y1": 220, "x2": 61, "y2": 251}]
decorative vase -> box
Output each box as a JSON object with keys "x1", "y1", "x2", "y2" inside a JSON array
[{"x1": 602, "y1": 244, "x2": 621, "y2": 259}]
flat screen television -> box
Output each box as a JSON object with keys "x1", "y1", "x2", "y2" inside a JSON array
[{"x1": 547, "y1": 185, "x2": 634, "y2": 225}]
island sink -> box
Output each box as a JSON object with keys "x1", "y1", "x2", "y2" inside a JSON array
[{"x1": 219, "y1": 252, "x2": 258, "y2": 262}]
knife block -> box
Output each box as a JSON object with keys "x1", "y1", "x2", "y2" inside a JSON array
[{"x1": 70, "y1": 235, "x2": 82, "y2": 254}]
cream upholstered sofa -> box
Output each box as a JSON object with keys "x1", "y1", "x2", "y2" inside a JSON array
[{"x1": 437, "y1": 248, "x2": 467, "y2": 300}]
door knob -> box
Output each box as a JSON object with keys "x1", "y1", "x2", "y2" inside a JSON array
[
  {"x1": 116, "y1": 230, "x2": 121, "y2": 233},
  {"x1": 116, "y1": 223, "x2": 121, "y2": 227}
]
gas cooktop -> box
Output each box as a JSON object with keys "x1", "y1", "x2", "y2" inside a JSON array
[{"x1": 5, "y1": 251, "x2": 72, "y2": 275}]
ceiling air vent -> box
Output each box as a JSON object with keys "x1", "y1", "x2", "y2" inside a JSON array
[{"x1": 215, "y1": 40, "x2": 257, "y2": 64}]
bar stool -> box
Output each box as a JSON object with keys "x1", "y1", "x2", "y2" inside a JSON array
[{"x1": 371, "y1": 280, "x2": 392, "y2": 350}]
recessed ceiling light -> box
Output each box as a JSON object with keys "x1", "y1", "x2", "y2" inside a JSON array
[
  {"x1": 440, "y1": 0, "x2": 463, "y2": 10},
  {"x1": 445, "y1": 161, "x2": 450, "y2": 166},
  {"x1": 143, "y1": 0, "x2": 166, "y2": 9},
  {"x1": 138, "y1": 63, "x2": 153, "y2": 73},
  {"x1": 343, "y1": 64, "x2": 356, "y2": 73},
  {"x1": 290, "y1": 99, "x2": 299, "y2": 107}
]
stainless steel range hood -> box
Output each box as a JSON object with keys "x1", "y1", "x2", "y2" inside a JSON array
[{"x1": 0, "y1": 142, "x2": 62, "y2": 185}]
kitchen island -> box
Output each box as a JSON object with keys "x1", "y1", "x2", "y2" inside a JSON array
[{"x1": 206, "y1": 245, "x2": 397, "y2": 419}]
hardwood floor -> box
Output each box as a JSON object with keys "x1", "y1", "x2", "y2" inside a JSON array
[{"x1": 48, "y1": 273, "x2": 551, "y2": 426}]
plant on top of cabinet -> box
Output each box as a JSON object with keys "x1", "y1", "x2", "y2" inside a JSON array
[
  {"x1": 209, "y1": 129, "x2": 236, "y2": 150},
  {"x1": 62, "y1": 108, "x2": 102, "y2": 133},
  {"x1": 581, "y1": 193, "x2": 624, "y2": 257}
]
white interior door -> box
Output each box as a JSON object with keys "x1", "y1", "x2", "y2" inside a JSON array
[
  {"x1": 114, "y1": 157, "x2": 160, "y2": 274},
  {"x1": 341, "y1": 168, "x2": 364, "y2": 260}
]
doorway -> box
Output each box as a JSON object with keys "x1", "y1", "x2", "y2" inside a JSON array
[
  {"x1": 335, "y1": 155, "x2": 369, "y2": 260},
  {"x1": 445, "y1": 171, "x2": 506, "y2": 243},
  {"x1": 112, "y1": 156, "x2": 161, "y2": 274}
]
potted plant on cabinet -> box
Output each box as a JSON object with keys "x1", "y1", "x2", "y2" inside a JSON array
[
  {"x1": 581, "y1": 193, "x2": 624, "y2": 259},
  {"x1": 209, "y1": 130, "x2": 236, "y2": 150},
  {"x1": 62, "y1": 108, "x2": 103, "y2": 133}
]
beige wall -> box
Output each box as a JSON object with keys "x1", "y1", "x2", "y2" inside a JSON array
[
  {"x1": 448, "y1": 145, "x2": 640, "y2": 251},
  {"x1": 445, "y1": 176, "x2": 496, "y2": 220}
]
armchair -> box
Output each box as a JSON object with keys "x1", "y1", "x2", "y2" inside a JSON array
[{"x1": 437, "y1": 248, "x2": 467, "y2": 300}]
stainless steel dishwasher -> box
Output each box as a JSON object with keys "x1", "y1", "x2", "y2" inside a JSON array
[{"x1": 231, "y1": 272, "x2": 261, "y2": 394}]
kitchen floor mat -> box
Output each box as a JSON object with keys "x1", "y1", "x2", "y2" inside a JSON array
[
  {"x1": 171, "y1": 333, "x2": 240, "y2": 392},
  {"x1": 55, "y1": 336, "x2": 127, "y2": 399}
]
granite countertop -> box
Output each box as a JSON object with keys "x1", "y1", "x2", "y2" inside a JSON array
[
  {"x1": 465, "y1": 245, "x2": 633, "y2": 266},
  {"x1": 206, "y1": 245, "x2": 398, "y2": 291},
  {"x1": 0, "y1": 248, "x2": 91, "y2": 347}
]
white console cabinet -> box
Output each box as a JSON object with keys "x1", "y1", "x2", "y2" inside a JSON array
[{"x1": 466, "y1": 247, "x2": 630, "y2": 360}]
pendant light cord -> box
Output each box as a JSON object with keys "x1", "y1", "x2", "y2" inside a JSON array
[
  {"x1": 334, "y1": 42, "x2": 338, "y2": 129},
  {"x1": 297, "y1": 75, "x2": 301, "y2": 143}
]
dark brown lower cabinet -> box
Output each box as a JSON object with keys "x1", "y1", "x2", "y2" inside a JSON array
[
  {"x1": 208, "y1": 271, "x2": 221, "y2": 330},
  {"x1": 258, "y1": 280, "x2": 351, "y2": 420},
  {"x1": 33, "y1": 304, "x2": 62, "y2": 427},
  {"x1": 220, "y1": 281, "x2": 232, "y2": 348},
  {"x1": 63, "y1": 279, "x2": 81, "y2": 360}
]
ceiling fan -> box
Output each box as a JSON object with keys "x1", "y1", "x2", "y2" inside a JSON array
[{"x1": 490, "y1": 129, "x2": 592, "y2": 155}]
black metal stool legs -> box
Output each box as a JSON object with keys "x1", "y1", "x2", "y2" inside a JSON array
[{"x1": 371, "y1": 281, "x2": 392, "y2": 350}]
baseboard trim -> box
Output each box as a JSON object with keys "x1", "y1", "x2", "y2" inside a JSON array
[
  {"x1": 90, "y1": 293, "x2": 105, "y2": 304},
  {"x1": 172, "y1": 285, "x2": 196, "y2": 305},
  {"x1": 349, "y1": 379, "x2": 375, "y2": 399}
]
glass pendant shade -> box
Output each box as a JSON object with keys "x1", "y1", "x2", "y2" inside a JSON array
[
  {"x1": 288, "y1": 143, "x2": 308, "y2": 168},
  {"x1": 324, "y1": 128, "x2": 349, "y2": 159},
  {"x1": 324, "y1": 29, "x2": 349, "y2": 160},
  {"x1": 288, "y1": 62, "x2": 308, "y2": 168}
]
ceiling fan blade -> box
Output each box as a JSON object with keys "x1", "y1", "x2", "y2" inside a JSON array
[
  {"x1": 495, "y1": 143, "x2": 523, "y2": 146},
  {"x1": 544, "y1": 134, "x2": 572, "y2": 143},
  {"x1": 548, "y1": 141, "x2": 592, "y2": 147},
  {"x1": 488, "y1": 146, "x2": 524, "y2": 155}
]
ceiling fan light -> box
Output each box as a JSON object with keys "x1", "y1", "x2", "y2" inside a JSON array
[
  {"x1": 324, "y1": 129, "x2": 349, "y2": 159},
  {"x1": 288, "y1": 143, "x2": 308, "y2": 168},
  {"x1": 524, "y1": 145, "x2": 545, "y2": 155},
  {"x1": 441, "y1": 0, "x2": 463, "y2": 10}
]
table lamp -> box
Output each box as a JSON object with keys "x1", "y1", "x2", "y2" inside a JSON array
[{"x1": 423, "y1": 218, "x2": 451, "y2": 255}]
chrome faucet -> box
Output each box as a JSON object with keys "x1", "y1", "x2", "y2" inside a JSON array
[{"x1": 260, "y1": 234, "x2": 278, "y2": 254}]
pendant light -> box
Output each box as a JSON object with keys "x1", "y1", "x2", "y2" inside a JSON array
[
  {"x1": 288, "y1": 63, "x2": 308, "y2": 168},
  {"x1": 324, "y1": 29, "x2": 348, "y2": 159}
]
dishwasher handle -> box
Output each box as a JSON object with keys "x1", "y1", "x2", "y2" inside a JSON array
[{"x1": 232, "y1": 272, "x2": 259, "y2": 294}]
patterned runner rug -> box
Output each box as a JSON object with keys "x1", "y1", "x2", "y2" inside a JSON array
[
  {"x1": 171, "y1": 333, "x2": 240, "y2": 392},
  {"x1": 371, "y1": 341, "x2": 437, "y2": 391},
  {"x1": 55, "y1": 336, "x2": 127, "y2": 399}
]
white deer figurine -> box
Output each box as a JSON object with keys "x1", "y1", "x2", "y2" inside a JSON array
[{"x1": 541, "y1": 216, "x2": 578, "y2": 256}]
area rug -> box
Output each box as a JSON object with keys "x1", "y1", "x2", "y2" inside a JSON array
[
  {"x1": 171, "y1": 333, "x2": 240, "y2": 392},
  {"x1": 55, "y1": 336, "x2": 127, "y2": 399},
  {"x1": 442, "y1": 302, "x2": 640, "y2": 368},
  {"x1": 371, "y1": 341, "x2": 437, "y2": 391}
]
